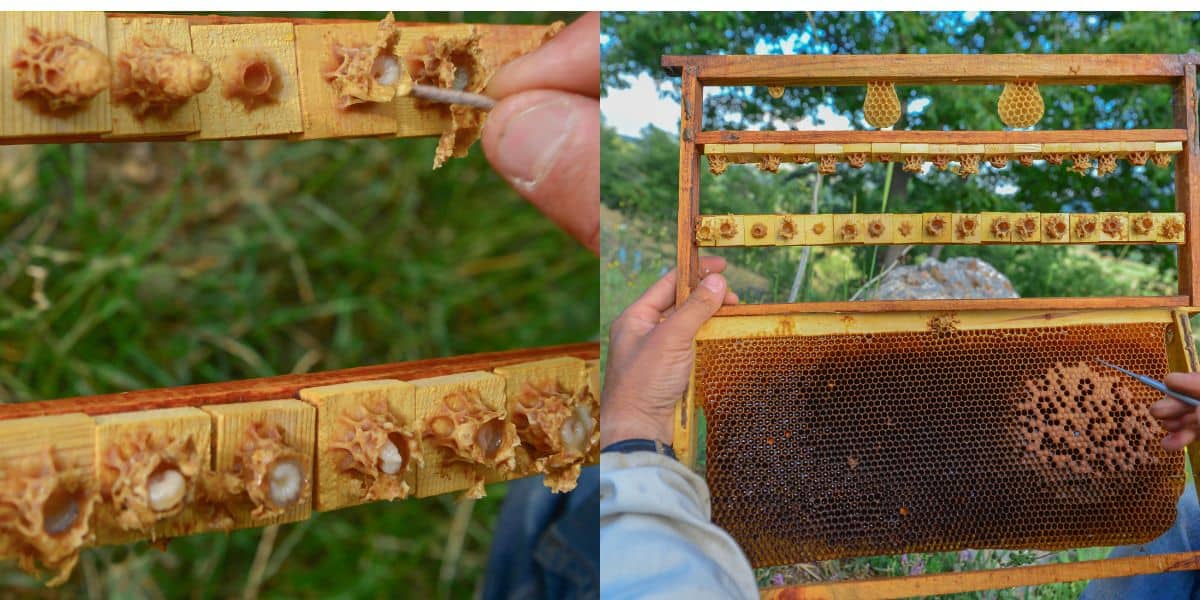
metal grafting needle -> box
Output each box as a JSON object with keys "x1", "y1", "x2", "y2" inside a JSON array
[
  {"x1": 402, "y1": 82, "x2": 496, "y2": 111},
  {"x1": 1096, "y1": 359, "x2": 1200, "y2": 408}
]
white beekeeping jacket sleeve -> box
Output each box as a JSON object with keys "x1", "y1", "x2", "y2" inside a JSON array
[{"x1": 599, "y1": 451, "x2": 758, "y2": 599}]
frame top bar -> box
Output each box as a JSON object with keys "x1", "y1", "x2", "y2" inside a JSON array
[{"x1": 661, "y1": 53, "x2": 1200, "y2": 86}]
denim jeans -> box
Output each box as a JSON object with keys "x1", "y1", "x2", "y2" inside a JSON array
[
  {"x1": 482, "y1": 466, "x2": 599, "y2": 600},
  {"x1": 1081, "y1": 484, "x2": 1200, "y2": 599}
]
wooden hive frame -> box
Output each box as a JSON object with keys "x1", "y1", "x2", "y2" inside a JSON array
[{"x1": 663, "y1": 53, "x2": 1200, "y2": 598}]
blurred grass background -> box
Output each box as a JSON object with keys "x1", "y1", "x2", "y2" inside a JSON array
[{"x1": 0, "y1": 11, "x2": 595, "y2": 599}]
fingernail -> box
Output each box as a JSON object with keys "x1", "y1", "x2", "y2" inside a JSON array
[
  {"x1": 489, "y1": 99, "x2": 575, "y2": 192},
  {"x1": 701, "y1": 274, "x2": 724, "y2": 294}
]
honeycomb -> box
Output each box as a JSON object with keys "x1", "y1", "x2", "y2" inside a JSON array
[
  {"x1": 778, "y1": 216, "x2": 799, "y2": 241},
  {"x1": 986, "y1": 155, "x2": 1008, "y2": 169},
  {"x1": 1151, "y1": 153, "x2": 1173, "y2": 168},
  {"x1": 838, "y1": 220, "x2": 860, "y2": 242},
  {"x1": 220, "y1": 50, "x2": 280, "y2": 110},
  {"x1": 1073, "y1": 215, "x2": 1099, "y2": 240},
  {"x1": 0, "y1": 448, "x2": 96, "y2": 586},
  {"x1": 846, "y1": 153, "x2": 868, "y2": 169},
  {"x1": 750, "y1": 222, "x2": 768, "y2": 240},
  {"x1": 1128, "y1": 151, "x2": 1150, "y2": 166},
  {"x1": 1044, "y1": 215, "x2": 1068, "y2": 241},
  {"x1": 695, "y1": 321, "x2": 1183, "y2": 568},
  {"x1": 1070, "y1": 153, "x2": 1094, "y2": 175},
  {"x1": 424, "y1": 388, "x2": 519, "y2": 499},
  {"x1": 718, "y1": 216, "x2": 739, "y2": 240},
  {"x1": 1014, "y1": 215, "x2": 1039, "y2": 241},
  {"x1": 997, "y1": 81, "x2": 1044, "y2": 128},
  {"x1": 1132, "y1": 213, "x2": 1155, "y2": 235},
  {"x1": 1102, "y1": 215, "x2": 1126, "y2": 239},
  {"x1": 818, "y1": 155, "x2": 838, "y2": 175},
  {"x1": 758, "y1": 155, "x2": 781, "y2": 173},
  {"x1": 925, "y1": 215, "x2": 948, "y2": 237},
  {"x1": 112, "y1": 36, "x2": 211, "y2": 118},
  {"x1": 902, "y1": 155, "x2": 923, "y2": 173},
  {"x1": 329, "y1": 398, "x2": 422, "y2": 502},
  {"x1": 708, "y1": 155, "x2": 728, "y2": 176},
  {"x1": 1161, "y1": 216, "x2": 1185, "y2": 240},
  {"x1": 990, "y1": 215, "x2": 1012, "y2": 238},
  {"x1": 863, "y1": 81, "x2": 901, "y2": 129},
  {"x1": 323, "y1": 12, "x2": 400, "y2": 109},
  {"x1": 767, "y1": 86, "x2": 784, "y2": 99},
  {"x1": 1045, "y1": 153, "x2": 1065, "y2": 166},
  {"x1": 956, "y1": 154, "x2": 980, "y2": 178},
  {"x1": 954, "y1": 214, "x2": 979, "y2": 240},
  {"x1": 866, "y1": 218, "x2": 887, "y2": 240},
  {"x1": 230, "y1": 422, "x2": 309, "y2": 520},
  {"x1": 1018, "y1": 154, "x2": 1037, "y2": 167},
  {"x1": 11, "y1": 28, "x2": 111, "y2": 113},
  {"x1": 1097, "y1": 153, "x2": 1118, "y2": 176},
  {"x1": 931, "y1": 155, "x2": 951, "y2": 171}
]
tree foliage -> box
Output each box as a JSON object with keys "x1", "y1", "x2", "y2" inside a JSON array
[{"x1": 602, "y1": 11, "x2": 1200, "y2": 276}]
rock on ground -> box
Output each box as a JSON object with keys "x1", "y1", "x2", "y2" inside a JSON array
[{"x1": 867, "y1": 256, "x2": 1019, "y2": 300}]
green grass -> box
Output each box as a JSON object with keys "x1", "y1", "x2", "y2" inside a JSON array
[{"x1": 0, "y1": 88, "x2": 596, "y2": 597}]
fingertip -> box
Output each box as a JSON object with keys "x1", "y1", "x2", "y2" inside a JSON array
[
  {"x1": 481, "y1": 90, "x2": 599, "y2": 251},
  {"x1": 699, "y1": 273, "x2": 727, "y2": 295},
  {"x1": 1164, "y1": 372, "x2": 1200, "y2": 395},
  {"x1": 699, "y1": 255, "x2": 727, "y2": 276}
]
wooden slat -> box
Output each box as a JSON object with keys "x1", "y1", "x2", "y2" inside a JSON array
[
  {"x1": 715, "y1": 296, "x2": 1189, "y2": 316},
  {"x1": 760, "y1": 550, "x2": 1200, "y2": 600},
  {"x1": 104, "y1": 16, "x2": 202, "y2": 138},
  {"x1": 188, "y1": 22, "x2": 304, "y2": 140},
  {"x1": 1176, "y1": 64, "x2": 1200, "y2": 302},
  {"x1": 0, "y1": 12, "x2": 112, "y2": 140},
  {"x1": 697, "y1": 129, "x2": 1188, "y2": 145},
  {"x1": 662, "y1": 54, "x2": 1189, "y2": 86},
  {"x1": 0, "y1": 342, "x2": 599, "y2": 421},
  {"x1": 293, "y1": 22, "x2": 397, "y2": 140},
  {"x1": 696, "y1": 212, "x2": 1183, "y2": 247},
  {"x1": 676, "y1": 65, "x2": 703, "y2": 306},
  {"x1": 0, "y1": 14, "x2": 560, "y2": 146}
]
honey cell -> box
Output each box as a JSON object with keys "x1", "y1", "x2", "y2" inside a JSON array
[{"x1": 695, "y1": 321, "x2": 1181, "y2": 568}]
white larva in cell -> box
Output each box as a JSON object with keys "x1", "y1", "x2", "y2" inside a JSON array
[
  {"x1": 268, "y1": 459, "x2": 304, "y2": 508},
  {"x1": 146, "y1": 467, "x2": 186, "y2": 512},
  {"x1": 371, "y1": 55, "x2": 401, "y2": 86},
  {"x1": 378, "y1": 440, "x2": 404, "y2": 475},
  {"x1": 560, "y1": 404, "x2": 595, "y2": 455}
]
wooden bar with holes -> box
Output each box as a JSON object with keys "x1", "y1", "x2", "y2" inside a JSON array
[
  {"x1": 664, "y1": 52, "x2": 1200, "y2": 598},
  {"x1": 0, "y1": 11, "x2": 564, "y2": 149}
]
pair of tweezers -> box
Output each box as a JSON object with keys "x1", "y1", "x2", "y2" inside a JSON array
[{"x1": 1097, "y1": 359, "x2": 1200, "y2": 408}]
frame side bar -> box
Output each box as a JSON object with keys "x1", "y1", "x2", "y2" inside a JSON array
[
  {"x1": 663, "y1": 54, "x2": 1187, "y2": 86},
  {"x1": 676, "y1": 66, "x2": 703, "y2": 306},
  {"x1": 1175, "y1": 63, "x2": 1200, "y2": 303}
]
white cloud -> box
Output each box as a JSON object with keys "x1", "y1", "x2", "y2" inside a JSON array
[{"x1": 601, "y1": 73, "x2": 682, "y2": 137}]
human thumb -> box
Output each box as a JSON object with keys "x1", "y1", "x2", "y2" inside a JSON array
[
  {"x1": 482, "y1": 89, "x2": 599, "y2": 254},
  {"x1": 652, "y1": 274, "x2": 727, "y2": 351}
]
